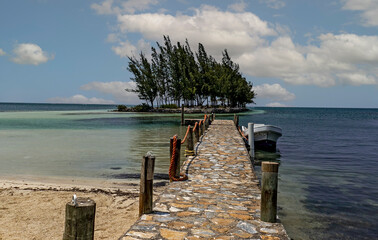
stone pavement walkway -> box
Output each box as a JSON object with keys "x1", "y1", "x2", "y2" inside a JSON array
[{"x1": 120, "y1": 120, "x2": 289, "y2": 240}]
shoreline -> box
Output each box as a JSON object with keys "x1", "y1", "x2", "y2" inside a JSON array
[
  {"x1": 115, "y1": 106, "x2": 250, "y2": 113},
  {"x1": 0, "y1": 175, "x2": 168, "y2": 239}
]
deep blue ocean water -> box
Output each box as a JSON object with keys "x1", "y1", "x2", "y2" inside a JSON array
[
  {"x1": 0, "y1": 103, "x2": 377, "y2": 239},
  {"x1": 239, "y1": 107, "x2": 378, "y2": 240}
]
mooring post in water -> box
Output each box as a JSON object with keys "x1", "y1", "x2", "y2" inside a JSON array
[
  {"x1": 261, "y1": 162, "x2": 279, "y2": 223},
  {"x1": 198, "y1": 121, "x2": 203, "y2": 137},
  {"x1": 248, "y1": 122, "x2": 255, "y2": 159},
  {"x1": 63, "y1": 197, "x2": 96, "y2": 240},
  {"x1": 139, "y1": 153, "x2": 155, "y2": 216},
  {"x1": 205, "y1": 116, "x2": 209, "y2": 130},
  {"x1": 170, "y1": 137, "x2": 181, "y2": 179},
  {"x1": 181, "y1": 105, "x2": 184, "y2": 126},
  {"x1": 194, "y1": 122, "x2": 200, "y2": 142},
  {"x1": 186, "y1": 126, "x2": 194, "y2": 156},
  {"x1": 234, "y1": 114, "x2": 239, "y2": 127}
]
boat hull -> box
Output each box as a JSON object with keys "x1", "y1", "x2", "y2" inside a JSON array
[
  {"x1": 242, "y1": 124, "x2": 282, "y2": 152},
  {"x1": 253, "y1": 125, "x2": 282, "y2": 152},
  {"x1": 254, "y1": 140, "x2": 277, "y2": 152}
]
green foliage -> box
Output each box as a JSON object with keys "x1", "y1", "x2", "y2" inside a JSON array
[
  {"x1": 117, "y1": 105, "x2": 127, "y2": 111},
  {"x1": 160, "y1": 104, "x2": 178, "y2": 109},
  {"x1": 126, "y1": 36, "x2": 255, "y2": 108},
  {"x1": 132, "y1": 103, "x2": 152, "y2": 112}
]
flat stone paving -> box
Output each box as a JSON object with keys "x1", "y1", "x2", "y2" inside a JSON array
[{"x1": 120, "y1": 120, "x2": 289, "y2": 240}]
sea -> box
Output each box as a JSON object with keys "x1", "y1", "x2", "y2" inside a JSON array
[{"x1": 0, "y1": 102, "x2": 377, "y2": 240}]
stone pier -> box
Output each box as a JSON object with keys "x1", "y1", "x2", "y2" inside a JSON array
[{"x1": 120, "y1": 120, "x2": 289, "y2": 240}]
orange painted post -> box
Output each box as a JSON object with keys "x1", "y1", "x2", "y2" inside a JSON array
[{"x1": 170, "y1": 137, "x2": 181, "y2": 179}]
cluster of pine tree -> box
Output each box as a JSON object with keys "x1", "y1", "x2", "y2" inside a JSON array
[{"x1": 127, "y1": 36, "x2": 255, "y2": 108}]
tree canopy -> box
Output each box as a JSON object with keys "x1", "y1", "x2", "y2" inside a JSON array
[{"x1": 127, "y1": 36, "x2": 255, "y2": 108}]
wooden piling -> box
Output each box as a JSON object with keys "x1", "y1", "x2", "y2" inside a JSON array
[
  {"x1": 234, "y1": 114, "x2": 239, "y2": 127},
  {"x1": 181, "y1": 105, "x2": 184, "y2": 126},
  {"x1": 261, "y1": 162, "x2": 279, "y2": 223},
  {"x1": 205, "y1": 116, "x2": 209, "y2": 130},
  {"x1": 63, "y1": 197, "x2": 96, "y2": 240},
  {"x1": 139, "y1": 153, "x2": 155, "y2": 216},
  {"x1": 186, "y1": 126, "x2": 194, "y2": 156},
  {"x1": 201, "y1": 120, "x2": 205, "y2": 134},
  {"x1": 170, "y1": 137, "x2": 181, "y2": 179},
  {"x1": 194, "y1": 123, "x2": 199, "y2": 142}
]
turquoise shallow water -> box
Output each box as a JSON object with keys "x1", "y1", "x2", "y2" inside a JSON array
[
  {"x1": 1, "y1": 103, "x2": 377, "y2": 239},
  {"x1": 0, "y1": 104, "x2": 189, "y2": 177}
]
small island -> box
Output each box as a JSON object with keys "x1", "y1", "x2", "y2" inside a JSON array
[
  {"x1": 116, "y1": 103, "x2": 249, "y2": 113},
  {"x1": 117, "y1": 36, "x2": 255, "y2": 113}
]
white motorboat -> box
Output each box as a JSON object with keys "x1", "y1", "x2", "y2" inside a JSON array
[{"x1": 242, "y1": 124, "x2": 282, "y2": 152}]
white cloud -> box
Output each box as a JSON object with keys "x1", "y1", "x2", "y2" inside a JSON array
[
  {"x1": 81, "y1": 81, "x2": 140, "y2": 103},
  {"x1": 265, "y1": 102, "x2": 288, "y2": 107},
  {"x1": 106, "y1": 33, "x2": 120, "y2": 43},
  {"x1": 254, "y1": 83, "x2": 295, "y2": 101},
  {"x1": 228, "y1": 0, "x2": 247, "y2": 12},
  {"x1": 116, "y1": 6, "x2": 276, "y2": 58},
  {"x1": 0, "y1": 48, "x2": 6, "y2": 56},
  {"x1": 260, "y1": 0, "x2": 286, "y2": 9},
  {"x1": 112, "y1": 40, "x2": 138, "y2": 58},
  {"x1": 342, "y1": 0, "x2": 378, "y2": 26},
  {"x1": 120, "y1": 0, "x2": 158, "y2": 14},
  {"x1": 111, "y1": 39, "x2": 150, "y2": 58},
  {"x1": 91, "y1": 0, "x2": 115, "y2": 15},
  {"x1": 48, "y1": 95, "x2": 115, "y2": 104},
  {"x1": 91, "y1": 0, "x2": 158, "y2": 15},
  {"x1": 237, "y1": 34, "x2": 378, "y2": 87},
  {"x1": 11, "y1": 43, "x2": 53, "y2": 65},
  {"x1": 100, "y1": 4, "x2": 378, "y2": 87}
]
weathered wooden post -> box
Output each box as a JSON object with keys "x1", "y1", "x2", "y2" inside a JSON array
[
  {"x1": 261, "y1": 162, "x2": 279, "y2": 223},
  {"x1": 139, "y1": 153, "x2": 155, "y2": 216},
  {"x1": 63, "y1": 197, "x2": 96, "y2": 240},
  {"x1": 194, "y1": 123, "x2": 199, "y2": 142},
  {"x1": 198, "y1": 121, "x2": 203, "y2": 137},
  {"x1": 205, "y1": 116, "x2": 209, "y2": 130},
  {"x1": 181, "y1": 105, "x2": 185, "y2": 126},
  {"x1": 234, "y1": 115, "x2": 239, "y2": 128},
  {"x1": 186, "y1": 126, "x2": 194, "y2": 156},
  {"x1": 248, "y1": 122, "x2": 255, "y2": 159},
  {"x1": 170, "y1": 137, "x2": 181, "y2": 179},
  {"x1": 201, "y1": 119, "x2": 205, "y2": 133}
]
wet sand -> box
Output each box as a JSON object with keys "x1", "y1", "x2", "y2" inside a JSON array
[{"x1": 0, "y1": 176, "x2": 167, "y2": 240}]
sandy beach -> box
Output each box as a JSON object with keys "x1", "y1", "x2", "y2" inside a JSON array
[{"x1": 0, "y1": 176, "x2": 167, "y2": 240}]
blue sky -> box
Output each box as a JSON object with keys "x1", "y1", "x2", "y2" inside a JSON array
[{"x1": 1, "y1": 0, "x2": 378, "y2": 108}]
